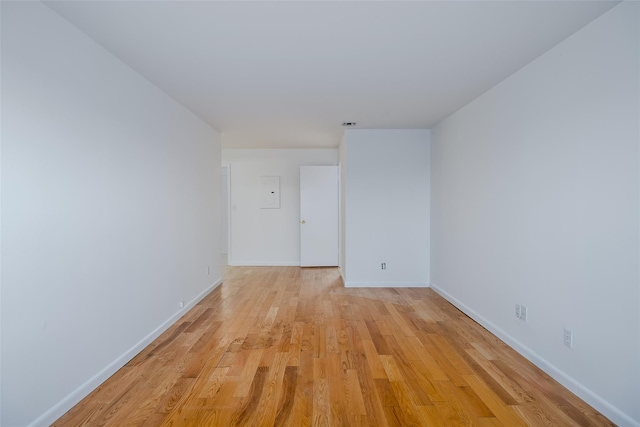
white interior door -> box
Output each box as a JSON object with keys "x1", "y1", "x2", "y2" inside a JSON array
[
  {"x1": 221, "y1": 166, "x2": 229, "y2": 254},
  {"x1": 300, "y1": 166, "x2": 339, "y2": 267}
]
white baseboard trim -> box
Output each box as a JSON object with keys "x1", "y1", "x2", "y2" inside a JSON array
[
  {"x1": 28, "y1": 278, "x2": 223, "y2": 427},
  {"x1": 344, "y1": 281, "x2": 429, "y2": 288},
  {"x1": 229, "y1": 261, "x2": 300, "y2": 266},
  {"x1": 430, "y1": 282, "x2": 639, "y2": 427}
]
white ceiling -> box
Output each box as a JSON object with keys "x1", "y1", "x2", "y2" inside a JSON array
[{"x1": 45, "y1": 1, "x2": 618, "y2": 148}]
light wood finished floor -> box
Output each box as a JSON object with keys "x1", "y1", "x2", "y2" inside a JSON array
[{"x1": 54, "y1": 266, "x2": 613, "y2": 426}]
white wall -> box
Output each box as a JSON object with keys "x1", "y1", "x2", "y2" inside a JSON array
[
  {"x1": 430, "y1": 3, "x2": 639, "y2": 425},
  {"x1": 343, "y1": 129, "x2": 430, "y2": 287},
  {"x1": 1, "y1": 3, "x2": 222, "y2": 426},
  {"x1": 222, "y1": 149, "x2": 338, "y2": 266}
]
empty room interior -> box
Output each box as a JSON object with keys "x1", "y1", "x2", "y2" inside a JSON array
[{"x1": 1, "y1": 1, "x2": 639, "y2": 426}]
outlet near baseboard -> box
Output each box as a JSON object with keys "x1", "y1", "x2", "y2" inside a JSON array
[
  {"x1": 515, "y1": 303, "x2": 527, "y2": 321},
  {"x1": 564, "y1": 329, "x2": 573, "y2": 348}
]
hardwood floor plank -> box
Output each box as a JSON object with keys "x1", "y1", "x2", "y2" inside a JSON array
[
  {"x1": 229, "y1": 365, "x2": 269, "y2": 426},
  {"x1": 197, "y1": 367, "x2": 229, "y2": 398},
  {"x1": 387, "y1": 382, "x2": 429, "y2": 426},
  {"x1": 465, "y1": 347, "x2": 523, "y2": 405},
  {"x1": 345, "y1": 370, "x2": 367, "y2": 415},
  {"x1": 384, "y1": 302, "x2": 417, "y2": 337},
  {"x1": 274, "y1": 366, "x2": 298, "y2": 426},
  {"x1": 53, "y1": 266, "x2": 614, "y2": 427},
  {"x1": 463, "y1": 374, "x2": 528, "y2": 427},
  {"x1": 312, "y1": 378, "x2": 330, "y2": 427},
  {"x1": 417, "y1": 405, "x2": 448, "y2": 426},
  {"x1": 361, "y1": 339, "x2": 388, "y2": 379},
  {"x1": 374, "y1": 379, "x2": 400, "y2": 407}
]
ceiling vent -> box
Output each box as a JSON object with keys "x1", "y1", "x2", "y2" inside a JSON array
[{"x1": 342, "y1": 122, "x2": 357, "y2": 127}]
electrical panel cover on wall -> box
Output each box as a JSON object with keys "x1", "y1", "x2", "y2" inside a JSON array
[{"x1": 260, "y1": 176, "x2": 280, "y2": 209}]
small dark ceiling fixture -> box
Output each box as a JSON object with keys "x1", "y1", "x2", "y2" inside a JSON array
[{"x1": 342, "y1": 122, "x2": 357, "y2": 127}]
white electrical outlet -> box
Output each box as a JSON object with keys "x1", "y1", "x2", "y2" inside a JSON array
[
  {"x1": 520, "y1": 305, "x2": 527, "y2": 321},
  {"x1": 207, "y1": 266, "x2": 210, "y2": 275},
  {"x1": 564, "y1": 329, "x2": 573, "y2": 348},
  {"x1": 179, "y1": 301, "x2": 184, "y2": 309},
  {"x1": 515, "y1": 304, "x2": 521, "y2": 319}
]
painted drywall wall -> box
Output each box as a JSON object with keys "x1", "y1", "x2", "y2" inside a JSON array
[
  {"x1": 1, "y1": 3, "x2": 221, "y2": 426},
  {"x1": 343, "y1": 129, "x2": 430, "y2": 287},
  {"x1": 430, "y1": 2, "x2": 639, "y2": 425},
  {"x1": 222, "y1": 149, "x2": 338, "y2": 266}
]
